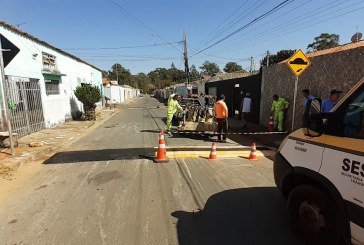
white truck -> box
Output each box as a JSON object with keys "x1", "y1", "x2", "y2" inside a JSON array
[{"x1": 274, "y1": 78, "x2": 364, "y2": 244}]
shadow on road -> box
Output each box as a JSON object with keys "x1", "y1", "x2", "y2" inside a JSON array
[
  {"x1": 43, "y1": 148, "x2": 155, "y2": 164},
  {"x1": 172, "y1": 187, "x2": 303, "y2": 245}
]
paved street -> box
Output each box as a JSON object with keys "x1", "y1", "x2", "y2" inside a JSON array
[{"x1": 0, "y1": 97, "x2": 303, "y2": 245}]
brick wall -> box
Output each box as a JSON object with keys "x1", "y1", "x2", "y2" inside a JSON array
[{"x1": 260, "y1": 46, "x2": 364, "y2": 131}]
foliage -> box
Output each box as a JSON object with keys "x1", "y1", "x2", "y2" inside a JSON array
[
  {"x1": 223, "y1": 62, "x2": 244, "y2": 73},
  {"x1": 74, "y1": 84, "x2": 101, "y2": 109},
  {"x1": 307, "y1": 33, "x2": 340, "y2": 52},
  {"x1": 189, "y1": 65, "x2": 201, "y2": 81},
  {"x1": 200, "y1": 61, "x2": 220, "y2": 75},
  {"x1": 261, "y1": 49, "x2": 295, "y2": 66}
]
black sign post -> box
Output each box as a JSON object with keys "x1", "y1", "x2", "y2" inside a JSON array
[{"x1": 0, "y1": 34, "x2": 20, "y2": 155}]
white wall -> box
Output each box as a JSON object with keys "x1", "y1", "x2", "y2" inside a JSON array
[{"x1": 1, "y1": 24, "x2": 102, "y2": 128}]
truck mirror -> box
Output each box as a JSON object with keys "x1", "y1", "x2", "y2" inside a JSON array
[{"x1": 303, "y1": 98, "x2": 323, "y2": 137}]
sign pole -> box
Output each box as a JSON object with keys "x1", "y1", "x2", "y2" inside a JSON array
[
  {"x1": 0, "y1": 45, "x2": 15, "y2": 155},
  {"x1": 291, "y1": 75, "x2": 299, "y2": 132}
]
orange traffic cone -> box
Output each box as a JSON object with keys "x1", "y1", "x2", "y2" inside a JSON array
[
  {"x1": 249, "y1": 142, "x2": 258, "y2": 161},
  {"x1": 208, "y1": 143, "x2": 217, "y2": 160},
  {"x1": 154, "y1": 130, "x2": 169, "y2": 163},
  {"x1": 268, "y1": 116, "x2": 274, "y2": 132}
]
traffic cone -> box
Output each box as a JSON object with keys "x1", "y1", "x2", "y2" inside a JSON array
[
  {"x1": 208, "y1": 143, "x2": 217, "y2": 161},
  {"x1": 267, "y1": 116, "x2": 274, "y2": 132},
  {"x1": 249, "y1": 142, "x2": 258, "y2": 161},
  {"x1": 154, "y1": 130, "x2": 169, "y2": 163}
]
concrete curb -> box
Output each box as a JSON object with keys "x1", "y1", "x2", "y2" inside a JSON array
[{"x1": 4, "y1": 109, "x2": 119, "y2": 168}]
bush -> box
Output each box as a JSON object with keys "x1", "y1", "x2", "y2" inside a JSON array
[{"x1": 74, "y1": 84, "x2": 101, "y2": 120}]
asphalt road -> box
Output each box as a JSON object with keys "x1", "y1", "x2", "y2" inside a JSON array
[{"x1": 0, "y1": 97, "x2": 303, "y2": 245}]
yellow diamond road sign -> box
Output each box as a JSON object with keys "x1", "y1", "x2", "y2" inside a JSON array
[{"x1": 286, "y1": 49, "x2": 311, "y2": 76}]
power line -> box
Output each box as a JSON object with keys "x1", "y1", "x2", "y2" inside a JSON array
[
  {"x1": 62, "y1": 41, "x2": 183, "y2": 51},
  {"x1": 191, "y1": 0, "x2": 295, "y2": 57}
]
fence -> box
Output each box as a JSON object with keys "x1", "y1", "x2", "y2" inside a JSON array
[{"x1": 4, "y1": 76, "x2": 45, "y2": 138}]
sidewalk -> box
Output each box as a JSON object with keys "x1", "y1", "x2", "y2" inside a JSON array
[
  {"x1": 228, "y1": 118, "x2": 288, "y2": 149},
  {"x1": 0, "y1": 108, "x2": 118, "y2": 169}
]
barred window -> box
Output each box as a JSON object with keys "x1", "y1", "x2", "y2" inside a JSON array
[
  {"x1": 45, "y1": 80, "x2": 60, "y2": 95},
  {"x1": 42, "y1": 52, "x2": 57, "y2": 70}
]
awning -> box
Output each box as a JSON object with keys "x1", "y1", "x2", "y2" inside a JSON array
[{"x1": 42, "y1": 69, "x2": 66, "y2": 81}]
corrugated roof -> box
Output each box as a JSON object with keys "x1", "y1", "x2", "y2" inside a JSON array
[
  {"x1": 0, "y1": 20, "x2": 102, "y2": 72},
  {"x1": 280, "y1": 40, "x2": 364, "y2": 63}
]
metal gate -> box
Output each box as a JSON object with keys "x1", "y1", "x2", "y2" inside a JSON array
[{"x1": 4, "y1": 76, "x2": 45, "y2": 138}]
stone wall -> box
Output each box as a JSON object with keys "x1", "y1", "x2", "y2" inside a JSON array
[{"x1": 260, "y1": 46, "x2": 364, "y2": 131}]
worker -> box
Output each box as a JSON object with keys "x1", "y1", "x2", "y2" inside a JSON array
[
  {"x1": 241, "y1": 93, "x2": 252, "y2": 128},
  {"x1": 166, "y1": 93, "x2": 183, "y2": 137},
  {"x1": 271, "y1": 94, "x2": 289, "y2": 132},
  {"x1": 321, "y1": 89, "x2": 343, "y2": 112},
  {"x1": 214, "y1": 94, "x2": 229, "y2": 143},
  {"x1": 301, "y1": 89, "x2": 315, "y2": 107}
]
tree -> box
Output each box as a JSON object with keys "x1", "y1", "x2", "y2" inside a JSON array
[
  {"x1": 260, "y1": 50, "x2": 295, "y2": 66},
  {"x1": 200, "y1": 61, "x2": 220, "y2": 75},
  {"x1": 307, "y1": 33, "x2": 340, "y2": 52},
  {"x1": 74, "y1": 84, "x2": 101, "y2": 120},
  {"x1": 189, "y1": 65, "x2": 201, "y2": 81},
  {"x1": 109, "y1": 63, "x2": 132, "y2": 86},
  {"x1": 223, "y1": 62, "x2": 243, "y2": 73}
]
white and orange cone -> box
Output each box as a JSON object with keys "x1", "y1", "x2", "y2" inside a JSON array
[
  {"x1": 268, "y1": 116, "x2": 274, "y2": 132},
  {"x1": 208, "y1": 143, "x2": 217, "y2": 161},
  {"x1": 249, "y1": 142, "x2": 258, "y2": 161},
  {"x1": 154, "y1": 130, "x2": 169, "y2": 163}
]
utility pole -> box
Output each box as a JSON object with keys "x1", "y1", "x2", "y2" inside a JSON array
[
  {"x1": 183, "y1": 30, "x2": 190, "y2": 86},
  {"x1": 116, "y1": 64, "x2": 119, "y2": 84},
  {"x1": 266, "y1": 50, "x2": 270, "y2": 66},
  {"x1": 249, "y1": 57, "x2": 255, "y2": 74}
]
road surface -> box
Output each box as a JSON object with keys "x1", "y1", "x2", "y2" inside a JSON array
[{"x1": 0, "y1": 97, "x2": 303, "y2": 245}]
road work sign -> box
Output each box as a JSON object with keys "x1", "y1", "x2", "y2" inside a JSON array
[{"x1": 286, "y1": 49, "x2": 310, "y2": 77}]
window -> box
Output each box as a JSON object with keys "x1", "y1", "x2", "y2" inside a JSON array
[
  {"x1": 42, "y1": 52, "x2": 57, "y2": 70},
  {"x1": 343, "y1": 86, "x2": 364, "y2": 139},
  {"x1": 45, "y1": 80, "x2": 60, "y2": 95}
]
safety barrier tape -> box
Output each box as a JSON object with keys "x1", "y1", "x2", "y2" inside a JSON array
[{"x1": 173, "y1": 131, "x2": 288, "y2": 135}]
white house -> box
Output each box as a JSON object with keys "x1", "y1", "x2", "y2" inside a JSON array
[
  {"x1": 0, "y1": 20, "x2": 103, "y2": 137},
  {"x1": 103, "y1": 82, "x2": 140, "y2": 104}
]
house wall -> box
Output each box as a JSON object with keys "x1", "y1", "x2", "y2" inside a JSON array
[
  {"x1": 0, "y1": 24, "x2": 102, "y2": 129},
  {"x1": 261, "y1": 46, "x2": 364, "y2": 131},
  {"x1": 205, "y1": 73, "x2": 262, "y2": 123}
]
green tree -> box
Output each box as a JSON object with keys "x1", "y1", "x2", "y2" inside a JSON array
[
  {"x1": 189, "y1": 65, "x2": 200, "y2": 81},
  {"x1": 109, "y1": 63, "x2": 132, "y2": 86},
  {"x1": 307, "y1": 33, "x2": 340, "y2": 52},
  {"x1": 74, "y1": 84, "x2": 101, "y2": 120},
  {"x1": 200, "y1": 61, "x2": 220, "y2": 75},
  {"x1": 261, "y1": 50, "x2": 295, "y2": 66},
  {"x1": 223, "y1": 62, "x2": 243, "y2": 73}
]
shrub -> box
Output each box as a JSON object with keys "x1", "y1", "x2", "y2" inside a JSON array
[{"x1": 74, "y1": 84, "x2": 101, "y2": 120}]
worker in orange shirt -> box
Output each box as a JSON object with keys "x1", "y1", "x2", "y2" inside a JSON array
[{"x1": 214, "y1": 94, "x2": 229, "y2": 143}]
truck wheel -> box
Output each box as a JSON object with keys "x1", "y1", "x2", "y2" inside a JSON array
[{"x1": 287, "y1": 185, "x2": 342, "y2": 245}]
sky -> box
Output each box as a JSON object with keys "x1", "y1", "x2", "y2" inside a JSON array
[{"x1": 1, "y1": 0, "x2": 363, "y2": 74}]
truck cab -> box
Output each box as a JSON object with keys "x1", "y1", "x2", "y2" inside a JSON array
[{"x1": 274, "y1": 78, "x2": 364, "y2": 244}]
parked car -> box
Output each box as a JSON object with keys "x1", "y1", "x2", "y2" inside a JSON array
[{"x1": 179, "y1": 98, "x2": 202, "y2": 108}]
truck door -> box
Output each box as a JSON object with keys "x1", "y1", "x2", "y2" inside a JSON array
[{"x1": 319, "y1": 85, "x2": 364, "y2": 243}]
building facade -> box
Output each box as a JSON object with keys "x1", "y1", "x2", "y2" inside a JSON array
[{"x1": 0, "y1": 21, "x2": 103, "y2": 137}]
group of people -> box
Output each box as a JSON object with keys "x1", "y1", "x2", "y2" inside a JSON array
[{"x1": 165, "y1": 87, "x2": 343, "y2": 138}]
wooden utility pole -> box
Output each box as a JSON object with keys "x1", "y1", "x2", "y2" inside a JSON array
[{"x1": 183, "y1": 31, "x2": 190, "y2": 85}]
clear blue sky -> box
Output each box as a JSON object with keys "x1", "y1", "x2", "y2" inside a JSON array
[{"x1": 1, "y1": 0, "x2": 363, "y2": 74}]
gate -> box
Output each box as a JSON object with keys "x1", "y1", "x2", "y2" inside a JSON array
[{"x1": 4, "y1": 76, "x2": 45, "y2": 138}]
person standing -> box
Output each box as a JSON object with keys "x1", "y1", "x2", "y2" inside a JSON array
[
  {"x1": 214, "y1": 94, "x2": 229, "y2": 143},
  {"x1": 321, "y1": 89, "x2": 343, "y2": 112},
  {"x1": 241, "y1": 93, "x2": 252, "y2": 128},
  {"x1": 166, "y1": 93, "x2": 183, "y2": 137},
  {"x1": 271, "y1": 94, "x2": 289, "y2": 132},
  {"x1": 301, "y1": 89, "x2": 315, "y2": 107}
]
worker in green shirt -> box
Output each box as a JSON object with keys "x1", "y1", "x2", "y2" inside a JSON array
[
  {"x1": 271, "y1": 94, "x2": 289, "y2": 132},
  {"x1": 166, "y1": 93, "x2": 183, "y2": 137}
]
